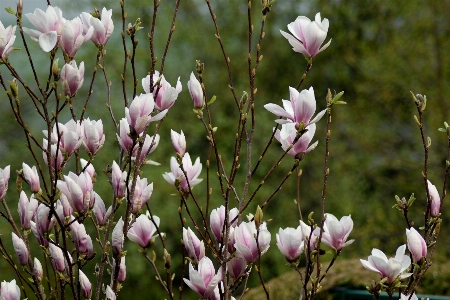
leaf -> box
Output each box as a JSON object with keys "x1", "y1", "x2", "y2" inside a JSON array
[{"x1": 208, "y1": 95, "x2": 216, "y2": 105}]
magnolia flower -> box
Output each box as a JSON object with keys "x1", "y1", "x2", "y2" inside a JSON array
[
  {"x1": 210, "y1": 206, "x2": 239, "y2": 242},
  {"x1": 300, "y1": 220, "x2": 317, "y2": 250},
  {"x1": 265, "y1": 87, "x2": 325, "y2": 127},
  {"x1": 56, "y1": 171, "x2": 94, "y2": 214},
  {"x1": 163, "y1": 153, "x2": 202, "y2": 191},
  {"x1": 183, "y1": 227, "x2": 205, "y2": 263},
  {"x1": 125, "y1": 93, "x2": 166, "y2": 135},
  {"x1": 112, "y1": 217, "x2": 124, "y2": 254},
  {"x1": 234, "y1": 221, "x2": 271, "y2": 263},
  {"x1": 406, "y1": 227, "x2": 427, "y2": 263},
  {"x1": 0, "y1": 22, "x2": 16, "y2": 59},
  {"x1": 12, "y1": 233, "x2": 28, "y2": 266},
  {"x1": 31, "y1": 221, "x2": 48, "y2": 247},
  {"x1": 105, "y1": 285, "x2": 116, "y2": 300},
  {"x1": 427, "y1": 180, "x2": 441, "y2": 217},
  {"x1": 280, "y1": 12, "x2": 331, "y2": 58},
  {"x1": 400, "y1": 293, "x2": 418, "y2": 300},
  {"x1": 49, "y1": 243, "x2": 65, "y2": 272},
  {"x1": 114, "y1": 257, "x2": 126, "y2": 283},
  {"x1": 227, "y1": 257, "x2": 247, "y2": 278},
  {"x1": 314, "y1": 213, "x2": 354, "y2": 250},
  {"x1": 127, "y1": 212, "x2": 160, "y2": 248},
  {"x1": 183, "y1": 257, "x2": 219, "y2": 299},
  {"x1": 79, "y1": 270, "x2": 92, "y2": 299},
  {"x1": 170, "y1": 130, "x2": 186, "y2": 156},
  {"x1": 360, "y1": 245, "x2": 412, "y2": 284},
  {"x1": 60, "y1": 17, "x2": 93, "y2": 58},
  {"x1": 111, "y1": 161, "x2": 126, "y2": 198},
  {"x1": 117, "y1": 118, "x2": 134, "y2": 152},
  {"x1": 42, "y1": 139, "x2": 63, "y2": 170},
  {"x1": 70, "y1": 218, "x2": 93, "y2": 254},
  {"x1": 43, "y1": 119, "x2": 83, "y2": 156},
  {"x1": 0, "y1": 165, "x2": 9, "y2": 199},
  {"x1": 18, "y1": 191, "x2": 38, "y2": 230},
  {"x1": 132, "y1": 134, "x2": 160, "y2": 164},
  {"x1": 187, "y1": 72, "x2": 204, "y2": 109},
  {"x1": 276, "y1": 226, "x2": 304, "y2": 262},
  {"x1": 81, "y1": 118, "x2": 105, "y2": 155},
  {"x1": 35, "y1": 204, "x2": 56, "y2": 234},
  {"x1": 33, "y1": 258, "x2": 43, "y2": 281},
  {"x1": 23, "y1": 6, "x2": 65, "y2": 52},
  {"x1": 128, "y1": 176, "x2": 153, "y2": 214},
  {"x1": 80, "y1": 158, "x2": 96, "y2": 179},
  {"x1": 80, "y1": 8, "x2": 114, "y2": 46},
  {"x1": 93, "y1": 192, "x2": 112, "y2": 226},
  {"x1": 61, "y1": 61, "x2": 85, "y2": 97},
  {"x1": 0, "y1": 279, "x2": 20, "y2": 300},
  {"x1": 142, "y1": 71, "x2": 182, "y2": 111},
  {"x1": 274, "y1": 123, "x2": 318, "y2": 158},
  {"x1": 22, "y1": 162, "x2": 40, "y2": 193}
]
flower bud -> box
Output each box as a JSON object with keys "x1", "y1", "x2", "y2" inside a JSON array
[
  {"x1": 112, "y1": 217, "x2": 124, "y2": 256},
  {"x1": 183, "y1": 227, "x2": 205, "y2": 263},
  {"x1": 427, "y1": 180, "x2": 441, "y2": 217},
  {"x1": 187, "y1": 72, "x2": 204, "y2": 109},
  {"x1": 0, "y1": 165, "x2": 10, "y2": 199},
  {"x1": 79, "y1": 270, "x2": 92, "y2": 299},
  {"x1": 12, "y1": 232, "x2": 28, "y2": 266},
  {"x1": 49, "y1": 243, "x2": 65, "y2": 272},
  {"x1": 61, "y1": 61, "x2": 84, "y2": 97},
  {"x1": 406, "y1": 227, "x2": 427, "y2": 263},
  {"x1": 170, "y1": 130, "x2": 186, "y2": 157},
  {"x1": 0, "y1": 279, "x2": 20, "y2": 300},
  {"x1": 22, "y1": 163, "x2": 40, "y2": 193},
  {"x1": 33, "y1": 258, "x2": 43, "y2": 281}
]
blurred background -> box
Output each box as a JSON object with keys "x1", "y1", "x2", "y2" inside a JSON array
[{"x1": 1, "y1": 0, "x2": 449, "y2": 298}]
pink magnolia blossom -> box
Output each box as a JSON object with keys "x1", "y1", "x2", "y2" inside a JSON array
[
  {"x1": 406, "y1": 227, "x2": 427, "y2": 263},
  {"x1": 111, "y1": 161, "x2": 126, "y2": 198},
  {"x1": 163, "y1": 152, "x2": 203, "y2": 191},
  {"x1": 187, "y1": 72, "x2": 204, "y2": 109},
  {"x1": 265, "y1": 86, "x2": 325, "y2": 127},
  {"x1": 105, "y1": 285, "x2": 116, "y2": 300},
  {"x1": 183, "y1": 227, "x2": 205, "y2": 263},
  {"x1": 30, "y1": 221, "x2": 48, "y2": 247},
  {"x1": 183, "y1": 257, "x2": 219, "y2": 299},
  {"x1": 57, "y1": 171, "x2": 94, "y2": 213},
  {"x1": 360, "y1": 245, "x2": 411, "y2": 284},
  {"x1": 61, "y1": 61, "x2": 85, "y2": 97},
  {"x1": 43, "y1": 119, "x2": 83, "y2": 155},
  {"x1": 49, "y1": 243, "x2": 65, "y2": 272},
  {"x1": 70, "y1": 218, "x2": 93, "y2": 254},
  {"x1": 125, "y1": 93, "x2": 167, "y2": 135},
  {"x1": 80, "y1": 8, "x2": 114, "y2": 46},
  {"x1": 132, "y1": 134, "x2": 160, "y2": 164},
  {"x1": 314, "y1": 213, "x2": 354, "y2": 251},
  {"x1": 23, "y1": 6, "x2": 65, "y2": 52},
  {"x1": 280, "y1": 13, "x2": 331, "y2": 58},
  {"x1": 0, "y1": 22, "x2": 16, "y2": 59},
  {"x1": 0, "y1": 165, "x2": 9, "y2": 199},
  {"x1": 142, "y1": 71, "x2": 182, "y2": 111},
  {"x1": 60, "y1": 17, "x2": 93, "y2": 58},
  {"x1": 274, "y1": 123, "x2": 318, "y2": 158},
  {"x1": 117, "y1": 118, "x2": 134, "y2": 152},
  {"x1": 80, "y1": 158, "x2": 96, "y2": 179},
  {"x1": 79, "y1": 270, "x2": 92, "y2": 299},
  {"x1": 33, "y1": 258, "x2": 43, "y2": 281},
  {"x1": 35, "y1": 204, "x2": 56, "y2": 234},
  {"x1": 12, "y1": 233, "x2": 28, "y2": 266},
  {"x1": 42, "y1": 139, "x2": 63, "y2": 170},
  {"x1": 127, "y1": 212, "x2": 160, "y2": 248},
  {"x1": 112, "y1": 217, "x2": 124, "y2": 254},
  {"x1": 18, "y1": 191, "x2": 38, "y2": 230},
  {"x1": 210, "y1": 205, "x2": 239, "y2": 243},
  {"x1": 128, "y1": 176, "x2": 153, "y2": 214},
  {"x1": 81, "y1": 118, "x2": 105, "y2": 155},
  {"x1": 22, "y1": 162, "x2": 40, "y2": 193},
  {"x1": 227, "y1": 257, "x2": 247, "y2": 278},
  {"x1": 113, "y1": 257, "x2": 126, "y2": 283},
  {"x1": 170, "y1": 130, "x2": 186, "y2": 157},
  {"x1": 276, "y1": 226, "x2": 304, "y2": 262},
  {"x1": 427, "y1": 180, "x2": 441, "y2": 217},
  {"x1": 93, "y1": 192, "x2": 111, "y2": 226},
  {"x1": 0, "y1": 279, "x2": 20, "y2": 300},
  {"x1": 234, "y1": 221, "x2": 271, "y2": 263}
]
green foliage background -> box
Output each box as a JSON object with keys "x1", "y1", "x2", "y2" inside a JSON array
[{"x1": 1, "y1": 0, "x2": 449, "y2": 298}]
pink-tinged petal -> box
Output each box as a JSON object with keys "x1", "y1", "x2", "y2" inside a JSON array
[
  {"x1": 309, "y1": 109, "x2": 326, "y2": 125},
  {"x1": 372, "y1": 248, "x2": 389, "y2": 262},
  {"x1": 159, "y1": 87, "x2": 178, "y2": 110},
  {"x1": 150, "y1": 109, "x2": 168, "y2": 122},
  {"x1": 264, "y1": 103, "x2": 293, "y2": 120},
  {"x1": 303, "y1": 21, "x2": 327, "y2": 57},
  {"x1": 38, "y1": 31, "x2": 57, "y2": 52},
  {"x1": 287, "y1": 16, "x2": 311, "y2": 41},
  {"x1": 22, "y1": 27, "x2": 41, "y2": 40},
  {"x1": 318, "y1": 38, "x2": 332, "y2": 54},
  {"x1": 360, "y1": 259, "x2": 380, "y2": 273},
  {"x1": 280, "y1": 30, "x2": 310, "y2": 57}
]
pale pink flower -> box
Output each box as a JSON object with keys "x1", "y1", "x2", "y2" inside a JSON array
[
  {"x1": 0, "y1": 22, "x2": 16, "y2": 59},
  {"x1": 35, "y1": 204, "x2": 56, "y2": 234},
  {"x1": 80, "y1": 8, "x2": 114, "y2": 46},
  {"x1": 18, "y1": 191, "x2": 38, "y2": 230},
  {"x1": 0, "y1": 279, "x2": 20, "y2": 300},
  {"x1": 56, "y1": 171, "x2": 94, "y2": 213},
  {"x1": 70, "y1": 218, "x2": 92, "y2": 254},
  {"x1": 314, "y1": 213, "x2": 354, "y2": 250},
  {"x1": 117, "y1": 118, "x2": 134, "y2": 152},
  {"x1": 112, "y1": 217, "x2": 124, "y2": 254},
  {"x1": 93, "y1": 192, "x2": 111, "y2": 226},
  {"x1": 227, "y1": 257, "x2": 247, "y2": 278},
  {"x1": 360, "y1": 245, "x2": 411, "y2": 284},
  {"x1": 265, "y1": 86, "x2": 325, "y2": 127},
  {"x1": 276, "y1": 226, "x2": 304, "y2": 262},
  {"x1": 170, "y1": 130, "x2": 186, "y2": 156},
  {"x1": 427, "y1": 180, "x2": 441, "y2": 217},
  {"x1": 300, "y1": 220, "x2": 317, "y2": 250},
  {"x1": 105, "y1": 285, "x2": 116, "y2": 300},
  {"x1": 43, "y1": 119, "x2": 83, "y2": 155},
  {"x1": 128, "y1": 176, "x2": 153, "y2": 214},
  {"x1": 406, "y1": 227, "x2": 427, "y2": 263},
  {"x1": 183, "y1": 227, "x2": 205, "y2": 263},
  {"x1": 210, "y1": 206, "x2": 239, "y2": 243},
  {"x1": 42, "y1": 139, "x2": 63, "y2": 170},
  {"x1": 142, "y1": 71, "x2": 182, "y2": 111},
  {"x1": 49, "y1": 243, "x2": 65, "y2": 272},
  {"x1": 60, "y1": 61, "x2": 85, "y2": 97},
  {"x1": 183, "y1": 257, "x2": 219, "y2": 299},
  {"x1": 132, "y1": 134, "x2": 160, "y2": 164},
  {"x1": 114, "y1": 257, "x2": 126, "y2": 283},
  {"x1": 187, "y1": 72, "x2": 204, "y2": 109},
  {"x1": 12, "y1": 232, "x2": 28, "y2": 266},
  {"x1": 81, "y1": 118, "x2": 105, "y2": 155},
  {"x1": 234, "y1": 221, "x2": 271, "y2": 263},
  {"x1": 163, "y1": 152, "x2": 202, "y2": 191},
  {"x1": 23, "y1": 6, "x2": 65, "y2": 52},
  {"x1": 280, "y1": 13, "x2": 331, "y2": 58},
  {"x1": 22, "y1": 162, "x2": 40, "y2": 193},
  {"x1": 80, "y1": 158, "x2": 96, "y2": 179},
  {"x1": 127, "y1": 212, "x2": 160, "y2": 248},
  {"x1": 0, "y1": 165, "x2": 9, "y2": 199},
  {"x1": 125, "y1": 93, "x2": 166, "y2": 135},
  {"x1": 60, "y1": 17, "x2": 93, "y2": 58},
  {"x1": 33, "y1": 258, "x2": 43, "y2": 281},
  {"x1": 79, "y1": 270, "x2": 92, "y2": 299},
  {"x1": 274, "y1": 123, "x2": 318, "y2": 158},
  {"x1": 111, "y1": 161, "x2": 126, "y2": 198}
]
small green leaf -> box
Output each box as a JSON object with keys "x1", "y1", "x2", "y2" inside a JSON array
[
  {"x1": 331, "y1": 91, "x2": 344, "y2": 103},
  {"x1": 208, "y1": 95, "x2": 216, "y2": 105},
  {"x1": 438, "y1": 128, "x2": 446, "y2": 132},
  {"x1": 5, "y1": 7, "x2": 15, "y2": 15}
]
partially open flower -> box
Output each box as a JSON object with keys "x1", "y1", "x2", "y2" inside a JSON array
[{"x1": 0, "y1": 22, "x2": 16, "y2": 59}]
